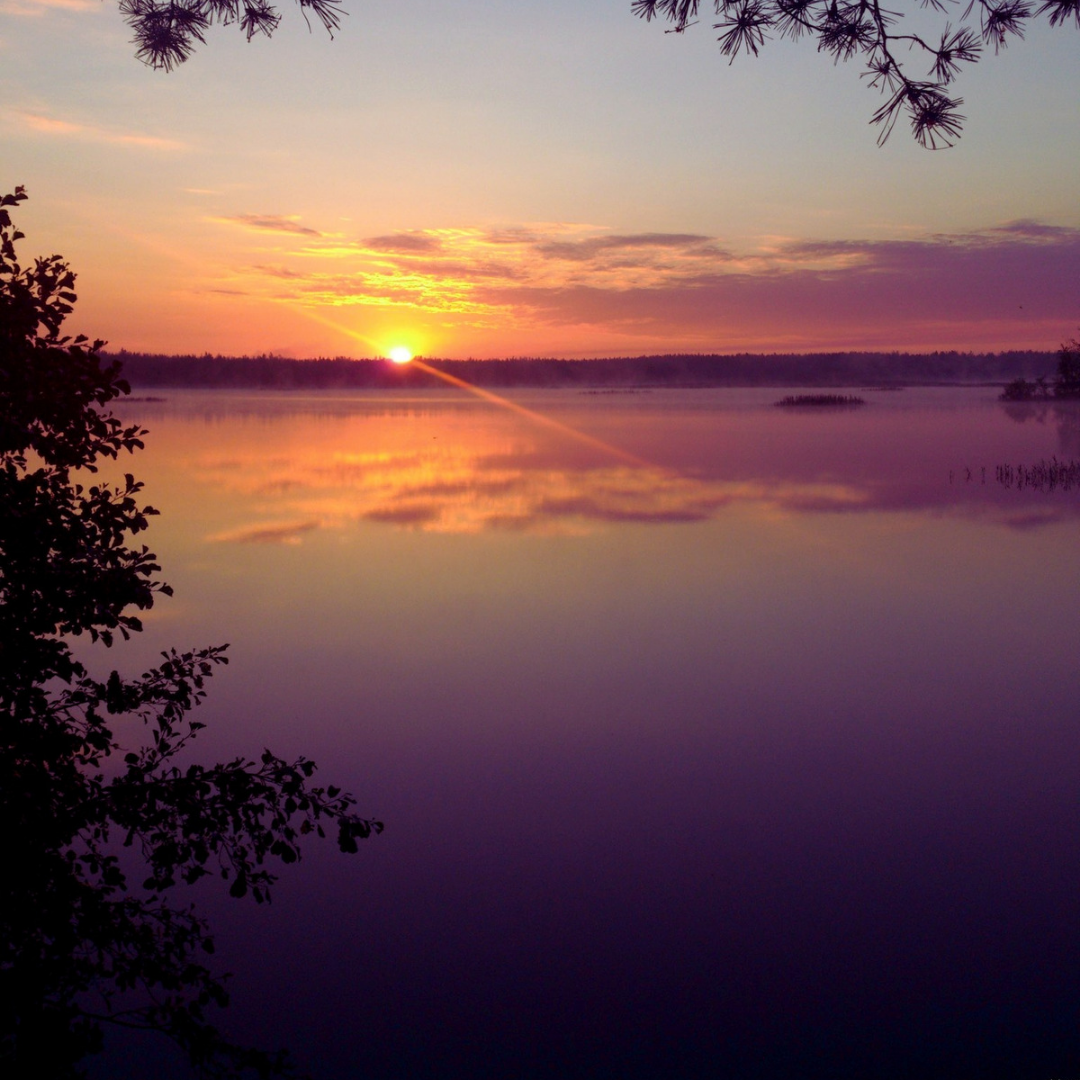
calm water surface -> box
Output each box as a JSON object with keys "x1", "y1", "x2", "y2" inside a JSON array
[{"x1": 94, "y1": 387, "x2": 1080, "y2": 1079}]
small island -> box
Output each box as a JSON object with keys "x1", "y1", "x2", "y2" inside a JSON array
[
  {"x1": 774, "y1": 394, "x2": 866, "y2": 408},
  {"x1": 1000, "y1": 338, "x2": 1080, "y2": 401}
]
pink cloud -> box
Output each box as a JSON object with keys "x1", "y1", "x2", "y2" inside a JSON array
[
  {"x1": 2, "y1": 0, "x2": 96, "y2": 13},
  {"x1": 471, "y1": 225, "x2": 1080, "y2": 350},
  {"x1": 18, "y1": 111, "x2": 185, "y2": 150},
  {"x1": 536, "y1": 233, "x2": 727, "y2": 261},
  {"x1": 364, "y1": 233, "x2": 444, "y2": 254},
  {"x1": 225, "y1": 217, "x2": 1078, "y2": 352},
  {"x1": 221, "y1": 215, "x2": 322, "y2": 237}
]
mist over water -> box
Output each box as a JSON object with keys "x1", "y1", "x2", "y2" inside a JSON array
[{"x1": 93, "y1": 388, "x2": 1080, "y2": 1079}]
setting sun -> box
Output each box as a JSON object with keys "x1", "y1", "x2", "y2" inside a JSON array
[{"x1": 388, "y1": 347, "x2": 414, "y2": 364}]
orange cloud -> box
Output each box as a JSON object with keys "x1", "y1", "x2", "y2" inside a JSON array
[
  {"x1": 202, "y1": 216, "x2": 1080, "y2": 354},
  {"x1": 208, "y1": 519, "x2": 321, "y2": 545},
  {"x1": 218, "y1": 214, "x2": 324, "y2": 238},
  {"x1": 17, "y1": 111, "x2": 186, "y2": 150},
  {"x1": 2, "y1": 0, "x2": 96, "y2": 13},
  {"x1": 364, "y1": 232, "x2": 444, "y2": 254}
]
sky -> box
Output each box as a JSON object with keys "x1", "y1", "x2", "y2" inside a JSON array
[{"x1": 2, "y1": 0, "x2": 1078, "y2": 359}]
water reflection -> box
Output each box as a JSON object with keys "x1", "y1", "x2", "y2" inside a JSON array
[
  {"x1": 1001, "y1": 396, "x2": 1080, "y2": 457},
  {"x1": 99, "y1": 387, "x2": 1080, "y2": 1080},
  {"x1": 122, "y1": 389, "x2": 1080, "y2": 548}
]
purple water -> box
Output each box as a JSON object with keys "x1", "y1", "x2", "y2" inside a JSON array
[{"x1": 90, "y1": 387, "x2": 1080, "y2": 1079}]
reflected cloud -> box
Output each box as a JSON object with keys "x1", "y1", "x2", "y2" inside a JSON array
[
  {"x1": 192, "y1": 439, "x2": 889, "y2": 538},
  {"x1": 1000, "y1": 510, "x2": 1068, "y2": 531},
  {"x1": 160, "y1": 396, "x2": 1080, "y2": 544},
  {"x1": 535, "y1": 495, "x2": 713, "y2": 523}
]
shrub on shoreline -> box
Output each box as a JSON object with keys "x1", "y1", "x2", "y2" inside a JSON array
[{"x1": 1000, "y1": 339, "x2": 1080, "y2": 402}]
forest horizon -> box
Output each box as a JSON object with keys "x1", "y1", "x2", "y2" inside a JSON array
[{"x1": 112, "y1": 347, "x2": 1060, "y2": 390}]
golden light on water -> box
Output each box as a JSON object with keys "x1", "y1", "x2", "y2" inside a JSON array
[{"x1": 288, "y1": 309, "x2": 647, "y2": 469}]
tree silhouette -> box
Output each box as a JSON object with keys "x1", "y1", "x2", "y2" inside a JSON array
[
  {"x1": 633, "y1": 0, "x2": 1078, "y2": 147},
  {"x1": 1055, "y1": 337, "x2": 1080, "y2": 398},
  {"x1": 118, "y1": 0, "x2": 345, "y2": 71},
  {"x1": 0, "y1": 186, "x2": 381, "y2": 1078},
  {"x1": 999, "y1": 337, "x2": 1080, "y2": 401},
  {"x1": 107, "y1": 0, "x2": 1075, "y2": 146}
]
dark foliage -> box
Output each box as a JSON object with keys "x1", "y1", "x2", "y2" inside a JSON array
[
  {"x1": 998, "y1": 337, "x2": 1080, "y2": 400},
  {"x1": 996, "y1": 456, "x2": 1080, "y2": 490},
  {"x1": 1055, "y1": 337, "x2": 1080, "y2": 398},
  {"x1": 108, "y1": 0, "x2": 1074, "y2": 148},
  {"x1": 1000, "y1": 375, "x2": 1051, "y2": 400},
  {"x1": 0, "y1": 187, "x2": 381, "y2": 1078},
  {"x1": 119, "y1": 0, "x2": 344, "y2": 71},
  {"x1": 110, "y1": 348, "x2": 1054, "y2": 390},
  {"x1": 634, "y1": 0, "x2": 1078, "y2": 146}
]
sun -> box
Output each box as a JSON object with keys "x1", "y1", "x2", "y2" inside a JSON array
[{"x1": 388, "y1": 346, "x2": 413, "y2": 365}]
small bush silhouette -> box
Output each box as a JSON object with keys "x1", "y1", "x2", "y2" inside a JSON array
[
  {"x1": 999, "y1": 339, "x2": 1080, "y2": 402},
  {"x1": 1, "y1": 186, "x2": 381, "y2": 1078}
]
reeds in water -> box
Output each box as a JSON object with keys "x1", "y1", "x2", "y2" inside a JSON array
[{"x1": 996, "y1": 458, "x2": 1080, "y2": 492}]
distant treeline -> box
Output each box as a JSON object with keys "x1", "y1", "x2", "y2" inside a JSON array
[{"x1": 109, "y1": 350, "x2": 1056, "y2": 390}]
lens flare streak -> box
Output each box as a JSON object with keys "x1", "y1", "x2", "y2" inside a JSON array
[{"x1": 409, "y1": 359, "x2": 653, "y2": 469}]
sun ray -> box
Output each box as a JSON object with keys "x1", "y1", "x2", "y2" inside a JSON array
[
  {"x1": 266, "y1": 302, "x2": 657, "y2": 470},
  {"x1": 408, "y1": 359, "x2": 653, "y2": 469}
]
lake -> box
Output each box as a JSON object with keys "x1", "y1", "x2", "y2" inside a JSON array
[{"x1": 92, "y1": 386, "x2": 1080, "y2": 1080}]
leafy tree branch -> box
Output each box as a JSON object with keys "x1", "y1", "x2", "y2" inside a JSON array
[{"x1": 1, "y1": 186, "x2": 381, "y2": 1078}]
